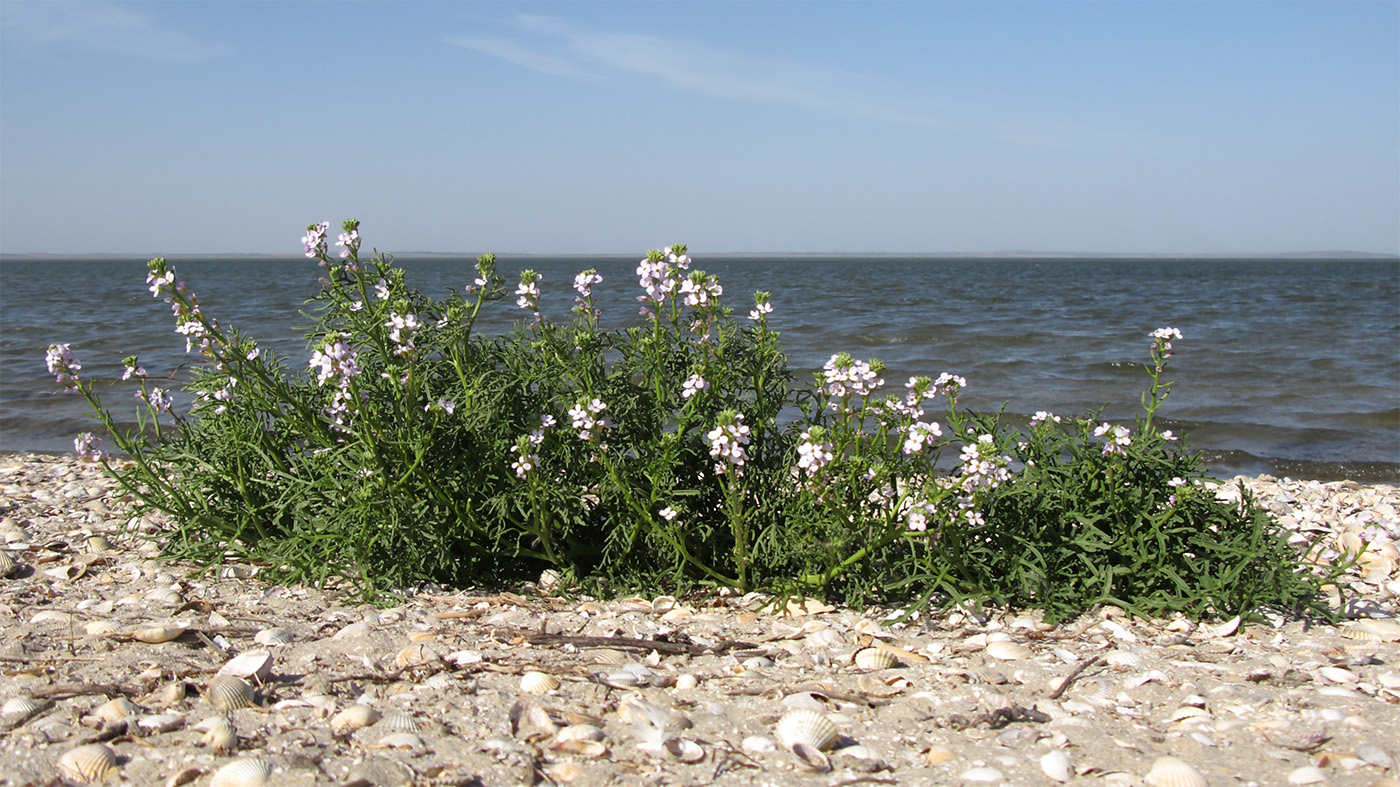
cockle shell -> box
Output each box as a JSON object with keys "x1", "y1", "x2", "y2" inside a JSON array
[
  {"x1": 853, "y1": 647, "x2": 898, "y2": 670},
  {"x1": 376, "y1": 732, "x2": 425, "y2": 750},
  {"x1": 2, "y1": 697, "x2": 43, "y2": 716},
  {"x1": 985, "y1": 641, "x2": 1034, "y2": 661},
  {"x1": 147, "y1": 587, "x2": 184, "y2": 605},
  {"x1": 774, "y1": 709, "x2": 840, "y2": 751},
  {"x1": 85, "y1": 620, "x2": 121, "y2": 636},
  {"x1": 57, "y1": 743, "x2": 119, "y2": 782},
  {"x1": 208, "y1": 757, "x2": 274, "y2": 787},
  {"x1": 218, "y1": 650, "x2": 274, "y2": 682},
  {"x1": 1144, "y1": 756, "x2": 1208, "y2": 787},
  {"x1": 206, "y1": 675, "x2": 257, "y2": 711},
  {"x1": 374, "y1": 710, "x2": 420, "y2": 733},
  {"x1": 394, "y1": 643, "x2": 440, "y2": 669},
  {"x1": 253, "y1": 627, "x2": 294, "y2": 646},
  {"x1": 92, "y1": 696, "x2": 141, "y2": 722},
  {"x1": 196, "y1": 715, "x2": 237, "y2": 753},
  {"x1": 131, "y1": 625, "x2": 186, "y2": 644},
  {"x1": 1040, "y1": 750, "x2": 1073, "y2": 782},
  {"x1": 330, "y1": 704, "x2": 380, "y2": 734},
  {"x1": 1341, "y1": 618, "x2": 1400, "y2": 642},
  {"x1": 520, "y1": 670, "x2": 561, "y2": 694},
  {"x1": 0, "y1": 549, "x2": 18, "y2": 578}
]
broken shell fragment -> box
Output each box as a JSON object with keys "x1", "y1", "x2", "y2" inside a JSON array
[
  {"x1": 206, "y1": 675, "x2": 257, "y2": 711},
  {"x1": 520, "y1": 670, "x2": 561, "y2": 694},
  {"x1": 1144, "y1": 756, "x2": 1208, "y2": 787},
  {"x1": 775, "y1": 708, "x2": 840, "y2": 752},
  {"x1": 57, "y1": 743, "x2": 119, "y2": 783}
]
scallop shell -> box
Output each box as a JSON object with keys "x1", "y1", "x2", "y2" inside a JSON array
[
  {"x1": 131, "y1": 625, "x2": 186, "y2": 644},
  {"x1": 1143, "y1": 756, "x2": 1208, "y2": 787},
  {"x1": 330, "y1": 704, "x2": 380, "y2": 734},
  {"x1": 218, "y1": 650, "x2": 274, "y2": 682},
  {"x1": 1341, "y1": 618, "x2": 1400, "y2": 642},
  {"x1": 208, "y1": 757, "x2": 273, "y2": 787},
  {"x1": 853, "y1": 647, "x2": 898, "y2": 670},
  {"x1": 520, "y1": 670, "x2": 561, "y2": 694},
  {"x1": 253, "y1": 627, "x2": 294, "y2": 647},
  {"x1": 985, "y1": 640, "x2": 1034, "y2": 661},
  {"x1": 57, "y1": 743, "x2": 119, "y2": 783},
  {"x1": 92, "y1": 696, "x2": 141, "y2": 723},
  {"x1": 206, "y1": 675, "x2": 257, "y2": 711},
  {"x1": 774, "y1": 709, "x2": 840, "y2": 752}
]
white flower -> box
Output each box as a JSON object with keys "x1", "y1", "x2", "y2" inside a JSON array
[
  {"x1": 658, "y1": 507, "x2": 678, "y2": 522},
  {"x1": 681, "y1": 373, "x2": 708, "y2": 399},
  {"x1": 901, "y1": 420, "x2": 943, "y2": 455}
]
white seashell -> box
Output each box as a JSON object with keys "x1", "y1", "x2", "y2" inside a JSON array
[
  {"x1": 394, "y1": 643, "x2": 440, "y2": 669},
  {"x1": 741, "y1": 735, "x2": 776, "y2": 753},
  {"x1": 1341, "y1": 619, "x2": 1400, "y2": 642},
  {"x1": 853, "y1": 647, "x2": 898, "y2": 670},
  {"x1": 1144, "y1": 756, "x2": 1208, "y2": 787},
  {"x1": 147, "y1": 587, "x2": 184, "y2": 605},
  {"x1": 332, "y1": 621, "x2": 372, "y2": 640},
  {"x1": 555, "y1": 724, "x2": 606, "y2": 743},
  {"x1": 1040, "y1": 750, "x2": 1073, "y2": 782},
  {"x1": 206, "y1": 675, "x2": 257, "y2": 711},
  {"x1": 1317, "y1": 666, "x2": 1358, "y2": 684},
  {"x1": 2, "y1": 696, "x2": 43, "y2": 716},
  {"x1": 985, "y1": 640, "x2": 1033, "y2": 661},
  {"x1": 57, "y1": 743, "x2": 119, "y2": 783},
  {"x1": 1210, "y1": 615, "x2": 1241, "y2": 638},
  {"x1": 92, "y1": 696, "x2": 141, "y2": 722},
  {"x1": 1105, "y1": 649, "x2": 1142, "y2": 667},
  {"x1": 376, "y1": 732, "x2": 425, "y2": 750},
  {"x1": 520, "y1": 670, "x2": 561, "y2": 694},
  {"x1": 330, "y1": 704, "x2": 380, "y2": 734},
  {"x1": 673, "y1": 674, "x2": 699, "y2": 691},
  {"x1": 664, "y1": 738, "x2": 705, "y2": 762},
  {"x1": 960, "y1": 766, "x2": 1006, "y2": 782},
  {"x1": 131, "y1": 625, "x2": 186, "y2": 644},
  {"x1": 550, "y1": 737, "x2": 608, "y2": 758},
  {"x1": 374, "y1": 710, "x2": 420, "y2": 733},
  {"x1": 1356, "y1": 743, "x2": 1395, "y2": 769},
  {"x1": 208, "y1": 757, "x2": 274, "y2": 787},
  {"x1": 30, "y1": 610, "x2": 74, "y2": 624},
  {"x1": 1287, "y1": 765, "x2": 1328, "y2": 784},
  {"x1": 218, "y1": 650, "x2": 274, "y2": 682},
  {"x1": 164, "y1": 766, "x2": 204, "y2": 787},
  {"x1": 774, "y1": 708, "x2": 839, "y2": 751},
  {"x1": 84, "y1": 620, "x2": 121, "y2": 636},
  {"x1": 136, "y1": 713, "x2": 184, "y2": 732},
  {"x1": 197, "y1": 715, "x2": 237, "y2": 753},
  {"x1": 790, "y1": 742, "x2": 832, "y2": 773},
  {"x1": 253, "y1": 627, "x2": 294, "y2": 646}
]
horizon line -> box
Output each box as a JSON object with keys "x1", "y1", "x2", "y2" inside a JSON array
[{"x1": 3, "y1": 250, "x2": 1397, "y2": 261}]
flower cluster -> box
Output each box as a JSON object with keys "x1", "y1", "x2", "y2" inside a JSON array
[
  {"x1": 795, "y1": 428, "x2": 834, "y2": 489},
  {"x1": 681, "y1": 373, "x2": 708, "y2": 399},
  {"x1": 302, "y1": 221, "x2": 330, "y2": 259},
  {"x1": 1031, "y1": 410, "x2": 1061, "y2": 426},
  {"x1": 147, "y1": 259, "x2": 219, "y2": 357},
  {"x1": 933, "y1": 372, "x2": 967, "y2": 397},
  {"x1": 821, "y1": 353, "x2": 884, "y2": 400},
  {"x1": 309, "y1": 334, "x2": 361, "y2": 430},
  {"x1": 385, "y1": 312, "x2": 421, "y2": 357},
  {"x1": 901, "y1": 420, "x2": 943, "y2": 455},
  {"x1": 636, "y1": 245, "x2": 689, "y2": 318},
  {"x1": 137, "y1": 387, "x2": 174, "y2": 414},
  {"x1": 568, "y1": 399, "x2": 609, "y2": 441},
  {"x1": 573, "y1": 269, "x2": 602, "y2": 300},
  {"x1": 121, "y1": 356, "x2": 147, "y2": 380},
  {"x1": 749, "y1": 292, "x2": 773, "y2": 323},
  {"x1": 45, "y1": 343, "x2": 80, "y2": 391},
  {"x1": 1094, "y1": 422, "x2": 1133, "y2": 455},
  {"x1": 508, "y1": 414, "x2": 557, "y2": 478},
  {"x1": 706, "y1": 411, "x2": 751, "y2": 475},
  {"x1": 516, "y1": 270, "x2": 543, "y2": 318},
  {"x1": 73, "y1": 432, "x2": 104, "y2": 462},
  {"x1": 680, "y1": 271, "x2": 722, "y2": 309},
  {"x1": 336, "y1": 226, "x2": 360, "y2": 261}
]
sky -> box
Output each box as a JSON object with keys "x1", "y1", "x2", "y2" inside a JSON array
[{"x1": 1, "y1": 1, "x2": 1397, "y2": 256}]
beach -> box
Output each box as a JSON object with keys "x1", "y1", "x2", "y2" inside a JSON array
[{"x1": 1, "y1": 452, "x2": 1397, "y2": 787}]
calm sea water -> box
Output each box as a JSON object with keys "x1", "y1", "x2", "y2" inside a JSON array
[{"x1": 2, "y1": 256, "x2": 1397, "y2": 482}]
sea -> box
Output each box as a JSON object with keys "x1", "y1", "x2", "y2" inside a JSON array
[{"x1": 2, "y1": 255, "x2": 1397, "y2": 482}]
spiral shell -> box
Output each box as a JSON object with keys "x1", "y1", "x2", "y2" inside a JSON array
[
  {"x1": 208, "y1": 757, "x2": 274, "y2": 787},
  {"x1": 853, "y1": 647, "x2": 898, "y2": 670},
  {"x1": 1144, "y1": 756, "x2": 1208, "y2": 787},
  {"x1": 330, "y1": 703, "x2": 381, "y2": 734},
  {"x1": 57, "y1": 743, "x2": 119, "y2": 783},
  {"x1": 131, "y1": 625, "x2": 186, "y2": 644},
  {"x1": 775, "y1": 709, "x2": 840, "y2": 752},
  {"x1": 520, "y1": 670, "x2": 561, "y2": 694},
  {"x1": 206, "y1": 675, "x2": 257, "y2": 711}
]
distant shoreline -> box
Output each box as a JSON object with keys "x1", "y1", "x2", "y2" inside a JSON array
[{"x1": 4, "y1": 251, "x2": 1398, "y2": 262}]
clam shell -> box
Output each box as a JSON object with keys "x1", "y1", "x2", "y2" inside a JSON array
[
  {"x1": 0, "y1": 549, "x2": 18, "y2": 578},
  {"x1": 374, "y1": 710, "x2": 420, "y2": 733},
  {"x1": 1287, "y1": 766, "x2": 1328, "y2": 784},
  {"x1": 376, "y1": 732, "x2": 425, "y2": 750},
  {"x1": 208, "y1": 757, "x2": 274, "y2": 787},
  {"x1": 252, "y1": 627, "x2": 294, "y2": 647},
  {"x1": 853, "y1": 647, "x2": 898, "y2": 670},
  {"x1": 555, "y1": 724, "x2": 606, "y2": 743},
  {"x1": 57, "y1": 743, "x2": 119, "y2": 783},
  {"x1": 1, "y1": 696, "x2": 43, "y2": 716},
  {"x1": 131, "y1": 625, "x2": 186, "y2": 644},
  {"x1": 1040, "y1": 750, "x2": 1073, "y2": 782},
  {"x1": 84, "y1": 620, "x2": 121, "y2": 637},
  {"x1": 775, "y1": 709, "x2": 840, "y2": 752},
  {"x1": 330, "y1": 703, "x2": 380, "y2": 734},
  {"x1": 147, "y1": 587, "x2": 185, "y2": 605},
  {"x1": 664, "y1": 738, "x2": 705, "y2": 763},
  {"x1": 1144, "y1": 756, "x2": 1208, "y2": 787},
  {"x1": 206, "y1": 675, "x2": 257, "y2": 711},
  {"x1": 520, "y1": 670, "x2": 561, "y2": 694},
  {"x1": 1341, "y1": 619, "x2": 1400, "y2": 642},
  {"x1": 92, "y1": 696, "x2": 141, "y2": 722},
  {"x1": 985, "y1": 641, "x2": 1033, "y2": 661},
  {"x1": 197, "y1": 715, "x2": 237, "y2": 753},
  {"x1": 218, "y1": 650, "x2": 274, "y2": 681},
  {"x1": 395, "y1": 643, "x2": 440, "y2": 669}
]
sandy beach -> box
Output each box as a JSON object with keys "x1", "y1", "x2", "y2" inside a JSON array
[{"x1": 1, "y1": 452, "x2": 1397, "y2": 787}]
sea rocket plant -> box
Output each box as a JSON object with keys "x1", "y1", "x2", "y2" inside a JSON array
[{"x1": 706, "y1": 411, "x2": 751, "y2": 476}]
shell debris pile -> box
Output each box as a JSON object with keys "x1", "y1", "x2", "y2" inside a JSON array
[{"x1": 1, "y1": 453, "x2": 1398, "y2": 786}]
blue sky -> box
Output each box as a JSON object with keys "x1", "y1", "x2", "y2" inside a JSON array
[{"x1": 1, "y1": 1, "x2": 1396, "y2": 256}]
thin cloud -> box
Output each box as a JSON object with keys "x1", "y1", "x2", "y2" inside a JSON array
[
  {"x1": 449, "y1": 15, "x2": 943, "y2": 129},
  {"x1": 2, "y1": 1, "x2": 228, "y2": 62}
]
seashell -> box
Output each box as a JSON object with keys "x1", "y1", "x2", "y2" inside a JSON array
[
  {"x1": 137, "y1": 713, "x2": 184, "y2": 732},
  {"x1": 555, "y1": 724, "x2": 606, "y2": 743},
  {"x1": 790, "y1": 742, "x2": 833, "y2": 773},
  {"x1": 197, "y1": 715, "x2": 237, "y2": 753},
  {"x1": 208, "y1": 757, "x2": 274, "y2": 787},
  {"x1": 147, "y1": 587, "x2": 184, "y2": 605},
  {"x1": 218, "y1": 650, "x2": 274, "y2": 682},
  {"x1": 0, "y1": 549, "x2": 18, "y2": 578},
  {"x1": 550, "y1": 738, "x2": 608, "y2": 758},
  {"x1": 330, "y1": 703, "x2": 380, "y2": 734},
  {"x1": 674, "y1": 674, "x2": 699, "y2": 691},
  {"x1": 520, "y1": 670, "x2": 561, "y2": 694},
  {"x1": 374, "y1": 710, "x2": 420, "y2": 733},
  {"x1": 1341, "y1": 619, "x2": 1400, "y2": 642},
  {"x1": 1144, "y1": 756, "x2": 1208, "y2": 787},
  {"x1": 1105, "y1": 649, "x2": 1143, "y2": 667},
  {"x1": 85, "y1": 620, "x2": 121, "y2": 636},
  {"x1": 131, "y1": 625, "x2": 185, "y2": 644},
  {"x1": 985, "y1": 641, "x2": 1033, "y2": 661},
  {"x1": 151, "y1": 681, "x2": 188, "y2": 706},
  {"x1": 1287, "y1": 766, "x2": 1328, "y2": 784},
  {"x1": 92, "y1": 696, "x2": 141, "y2": 722},
  {"x1": 538, "y1": 569, "x2": 562, "y2": 593},
  {"x1": 57, "y1": 743, "x2": 119, "y2": 783},
  {"x1": 394, "y1": 643, "x2": 440, "y2": 669},
  {"x1": 376, "y1": 732, "x2": 425, "y2": 750},
  {"x1": 332, "y1": 621, "x2": 372, "y2": 640},
  {"x1": 2, "y1": 696, "x2": 43, "y2": 716},
  {"x1": 960, "y1": 767, "x2": 1006, "y2": 782},
  {"x1": 589, "y1": 648, "x2": 630, "y2": 665},
  {"x1": 1317, "y1": 666, "x2": 1358, "y2": 684},
  {"x1": 1356, "y1": 742, "x2": 1395, "y2": 770},
  {"x1": 774, "y1": 708, "x2": 839, "y2": 752},
  {"x1": 664, "y1": 738, "x2": 705, "y2": 763},
  {"x1": 206, "y1": 675, "x2": 257, "y2": 711},
  {"x1": 853, "y1": 647, "x2": 898, "y2": 670},
  {"x1": 1040, "y1": 750, "x2": 1073, "y2": 782},
  {"x1": 742, "y1": 736, "x2": 776, "y2": 753},
  {"x1": 31, "y1": 610, "x2": 73, "y2": 624},
  {"x1": 545, "y1": 762, "x2": 583, "y2": 783},
  {"x1": 164, "y1": 766, "x2": 205, "y2": 787},
  {"x1": 253, "y1": 627, "x2": 294, "y2": 647}
]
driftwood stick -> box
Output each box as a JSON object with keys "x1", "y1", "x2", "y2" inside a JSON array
[{"x1": 1048, "y1": 655, "x2": 1106, "y2": 700}]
